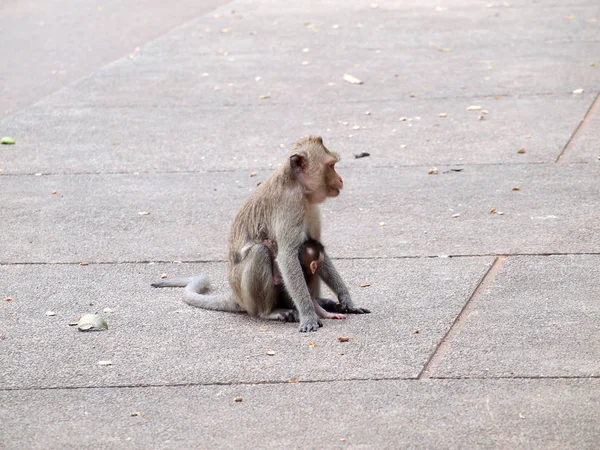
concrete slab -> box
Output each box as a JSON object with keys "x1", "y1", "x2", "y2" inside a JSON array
[
  {"x1": 0, "y1": 93, "x2": 592, "y2": 174},
  {"x1": 1, "y1": 379, "x2": 598, "y2": 449},
  {"x1": 33, "y1": 0, "x2": 598, "y2": 108},
  {"x1": 0, "y1": 0, "x2": 229, "y2": 118},
  {"x1": 150, "y1": 2, "x2": 600, "y2": 53},
  {"x1": 0, "y1": 165, "x2": 598, "y2": 263},
  {"x1": 432, "y1": 255, "x2": 600, "y2": 378},
  {"x1": 0, "y1": 257, "x2": 492, "y2": 389},
  {"x1": 2, "y1": 0, "x2": 599, "y2": 446},
  {"x1": 46, "y1": 40, "x2": 600, "y2": 108}
]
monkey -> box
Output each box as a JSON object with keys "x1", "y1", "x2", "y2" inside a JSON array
[
  {"x1": 296, "y1": 238, "x2": 347, "y2": 320},
  {"x1": 266, "y1": 237, "x2": 347, "y2": 320},
  {"x1": 152, "y1": 136, "x2": 370, "y2": 332}
]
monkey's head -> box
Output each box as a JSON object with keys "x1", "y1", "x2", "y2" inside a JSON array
[
  {"x1": 299, "y1": 239, "x2": 325, "y2": 276},
  {"x1": 289, "y1": 136, "x2": 343, "y2": 204}
]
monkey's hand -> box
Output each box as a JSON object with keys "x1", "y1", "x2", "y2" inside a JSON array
[
  {"x1": 299, "y1": 315, "x2": 323, "y2": 332},
  {"x1": 335, "y1": 293, "x2": 371, "y2": 314}
]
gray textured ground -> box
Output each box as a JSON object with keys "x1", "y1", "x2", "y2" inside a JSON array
[
  {"x1": 1, "y1": 0, "x2": 599, "y2": 448},
  {"x1": 0, "y1": 0, "x2": 227, "y2": 119}
]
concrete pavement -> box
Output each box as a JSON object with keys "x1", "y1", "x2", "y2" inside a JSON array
[
  {"x1": 0, "y1": 0, "x2": 229, "y2": 119},
  {"x1": 1, "y1": 0, "x2": 599, "y2": 448}
]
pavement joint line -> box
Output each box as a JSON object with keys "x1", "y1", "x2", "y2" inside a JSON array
[
  {"x1": 547, "y1": 38, "x2": 600, "y2": 44},
  {"x1": 556, "y1": 92, "x2": 600, "y2": 163},
  {"x1": 18, "y1": 90, "x2": 559, "y2": 107},
  {"x1": 0, "y1": 378, "x2": 418, "y2": 393},
  {"x1": 9, "y1": 90, "x2": 576, "y2": 114},
  {"x1": 3, "y1": 252, "x2": 600, "y2": 266},
  {"x1": 2, "y1": 374, "x2": 598, "y2": 393},
  {"x1": 417, "y1": 256, "x2": 508, "y2": 380},
  {"x1": 0, "y1": 161, "x2": 592, "y2": 178},
  {"x1": 430, "y1": 375, "x2": 600, "y2": 380}
]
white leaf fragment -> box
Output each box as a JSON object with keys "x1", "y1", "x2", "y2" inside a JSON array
[
  {"x1": 76, "y1": 314, "x2": 108, "y2": 332},
  {"x1": 97, "y1": 360, "x2": 113, "y2": 366},
  {"x1": 343, "y1": 74, "x2": 363, "y2": 84},
  {"x1": 573, "y1": 88, "x2": 584, "y2": 94},
  {"x1": 466, "y1": 105, "x2": 483, "y2": 111}
]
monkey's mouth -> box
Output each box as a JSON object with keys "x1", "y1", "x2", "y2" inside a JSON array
[{"x1": 328, "y1": 188, "x2": 341, "y2": 197}]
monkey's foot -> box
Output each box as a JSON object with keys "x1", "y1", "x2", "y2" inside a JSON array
[
  {"x1": 335, "y1": 305, "x2": 371, "y2": 314},
  {"x1": 298, "y1": 316, "x2": 323, "y2": 332},
  {"x1": 316, "y1": 298, "x2": 340, "y2": 312},
  {"x1": 317, "y1": 298, "x2": 369, "y2": 314},
  {"x1": 313, "y1": 299, "x2": 346, "y2": 320},
  {"x1": 261, "y1": 309, "x2": 298, "y2": 322},
  {"x1": 323, "y1": 312, "x2": 346, "y2": 319},
  {"x1": 335, "y1": 294, "x2": 371, "y2": 314}
]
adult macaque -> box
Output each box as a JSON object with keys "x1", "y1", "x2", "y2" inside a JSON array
[{"x1": 152, "y1": 136, "x2": 370, "y2": 332}]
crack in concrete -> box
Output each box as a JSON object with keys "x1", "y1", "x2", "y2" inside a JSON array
[
  {"x1": 1, "y1": 373, "x2": 598, "y2": 393},
  {"x1": 556, "y1": 92, "x2": 600, "y2": 163},
  {"x1": 2, "y1": 252, "x2": 600, "y2": 266},
  {"x1": 10, "y1": 90, "x2": 569, "y2": 112},
  {"x1": 0, "y1": 161, "x2": 592, "y2": 178},
  {"x1": 418, "y1": 256, "x2": 508, "y2": 379}
]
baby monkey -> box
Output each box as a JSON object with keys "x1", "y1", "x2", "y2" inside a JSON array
[{"x1": 266, "y1": 238, "x2": 346, "y2": 320}]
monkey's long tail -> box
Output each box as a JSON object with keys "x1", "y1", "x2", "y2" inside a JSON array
[{"x1": 151, "y1": 276, "x2": 245, "y2": 313}]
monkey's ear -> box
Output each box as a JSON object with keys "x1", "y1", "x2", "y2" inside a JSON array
[{"x1": 290, "y1": 152, "x2": 308, "y2": 174}]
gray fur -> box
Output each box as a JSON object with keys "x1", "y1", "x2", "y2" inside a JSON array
[{"x1": 152, "y1": 276, "x2": 244, "y2": 313}]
